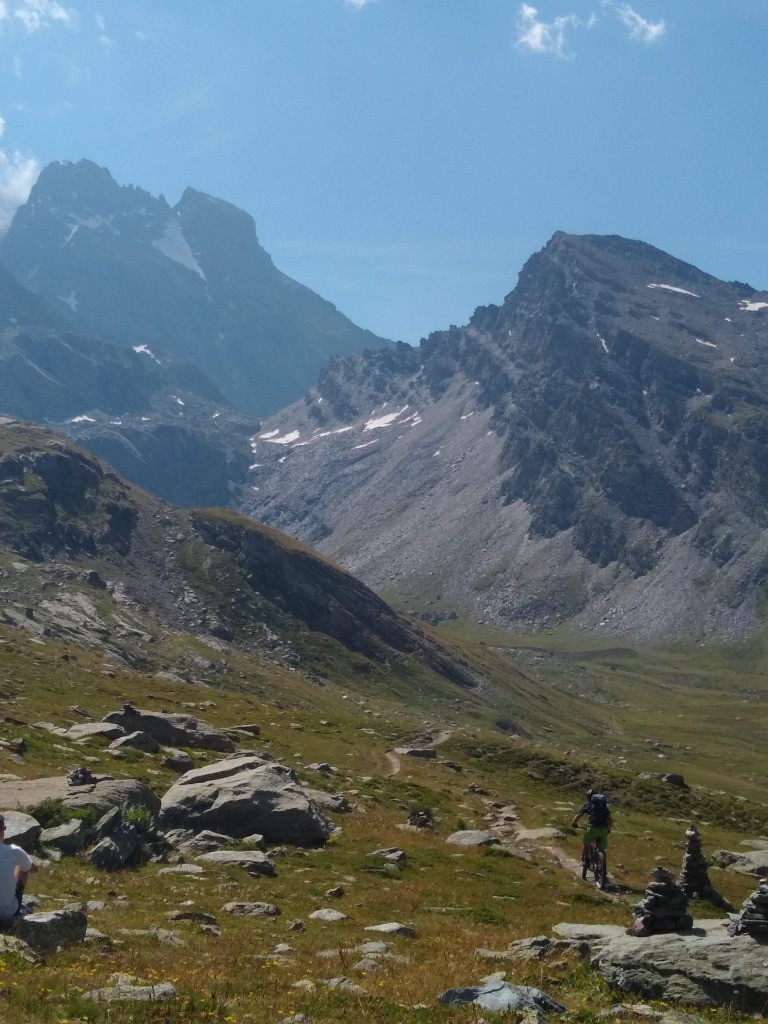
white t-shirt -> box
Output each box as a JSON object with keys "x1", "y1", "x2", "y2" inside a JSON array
[{"x1": 0, "y1": 842, "x2": 32, "y2": 919}]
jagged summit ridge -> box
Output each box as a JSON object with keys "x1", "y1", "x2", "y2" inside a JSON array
[{"x1": 0, "y1": 159, "x2": 391, "y2": 416}]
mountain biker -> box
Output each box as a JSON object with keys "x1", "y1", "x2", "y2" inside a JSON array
[{"x1": 571, "y1": 789, "x2": 612, "y2": 877}]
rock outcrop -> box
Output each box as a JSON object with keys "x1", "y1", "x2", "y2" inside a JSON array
[
  {"x1": 552, "y1": 920, "x2": 768, "y2": 1010},
  {"x1": 158, "y1": 755, "x2": 334, "y2": 845},
  {"x1": 103, "y1": 707, "x2": 234, "y2": 752}
]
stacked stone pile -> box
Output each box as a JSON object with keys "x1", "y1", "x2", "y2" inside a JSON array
[
  {"x1": 628, "y1": 867, "x2": 692, "y2": 936},
  {"x1": 727, "y1": 878, "x2": 768, "y2": 937},
  {"x1": 678, "y1": 825, "x2": 734, "y2": 911}
]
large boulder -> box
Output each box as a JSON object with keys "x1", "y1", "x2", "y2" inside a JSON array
[
  {"x1": 17, "y1": 907, "x2": 88, "y2": 950},
  {"x1": 0, "y1": 777, "x2": 159, "y2": 818},
  {"x1": 65, "y1": 723, "x2": 125, "y2": 742},
  {"x1": 552, "y1": 920, "x2": 768, "y2": 1011},
  {"x1": 103, "y1": 707, "x2": 234, "y2": 752},
  {"x1": 710, "y1": 849, "x2": 768, "y2": 876},
  {"x1": 158, "y1": 755, "x2": 333, "y2": 845},
  {"x1": 1, "y1": 810, "x2": 41, "y2": 847},
  {"x1": 87, "y1": 823, "x2": 142, "y2": 871}
]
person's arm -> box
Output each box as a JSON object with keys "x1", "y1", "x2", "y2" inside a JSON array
[
  {"x1": 571, "y1": 801, "x2": 588, "y2": 828},
  {"x1": 13, "y1": 849, "x2": 36, "y2": 883}
]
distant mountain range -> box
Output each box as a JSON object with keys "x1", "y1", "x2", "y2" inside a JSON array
[
  {"x1": 0, "y1": 159, "x2": 389, "y2": 417},
  {"x1": 240, "y1": 232, "x2": 768, "y2": 641},
  {"x1": 0, "y1": 159, "x2": 391, "y2": 505}
]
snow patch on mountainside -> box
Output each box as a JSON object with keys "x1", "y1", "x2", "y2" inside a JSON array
[
  {"x1": 740, "y1": 300, "x2": 768, "y2": 312},
  {"x1": 365, "y1": 406, "x2": 409, "y2": 431},
  {"x1": 152, "y1": 218, "x2": 206, "y2": 280},
  {"x1": 132, "y1": 344, "x2": 160, "y2": 363},
  {"x1": 647, "y1": 283, "x2": 700, "y2": 298}
]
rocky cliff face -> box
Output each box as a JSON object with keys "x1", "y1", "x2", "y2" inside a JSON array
[
  {"x1": 239, "y1": 233, "x2": 768, "y2": 641},
  {"x1": 0, "y1": 160, "x2": 391, "y2": 417}
]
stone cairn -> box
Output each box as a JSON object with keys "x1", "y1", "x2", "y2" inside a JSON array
[
  {"x1": 728, "y1": 878, "x2": 768, "y2": 937},
  {"x1": 678, "y1": 824, "x2": 734, "y2": 911},
  {"x1": 628, "y1": 866, "x2": 693, "y2": 936}
]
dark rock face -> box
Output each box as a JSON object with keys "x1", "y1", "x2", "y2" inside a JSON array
[
  {"x1": 191, "y1": 510, "x2": 480, "y2": 686},
  {"x1": 0, "y1": 431, "x2": 138, "y2": 561},
  {"x1": 240, "y1": 232, "x2": 768, "y2": 640},
  {"x1": 0, "y1": 159, "x2": 390, "y2": 417}
]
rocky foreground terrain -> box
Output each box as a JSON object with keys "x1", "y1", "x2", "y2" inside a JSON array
[{"x1": 243, "y1": 233, "x2": 768, "y2": 641}]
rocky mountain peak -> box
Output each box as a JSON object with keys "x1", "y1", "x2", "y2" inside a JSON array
[{"x1": 239, "y1": 233, "x2": 768, "y2": 642}]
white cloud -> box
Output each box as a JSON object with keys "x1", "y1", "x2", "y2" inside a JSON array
[
  {"x1": 610, "y1": 3, "x2": 666, "y2": 43},
  {"x1": 0, "y1": 2, "x2": 8, "y2": 20},
  {"x1": 0, "y1": 116, "x2": 5, "y2": 138},
  {"x1": 95, "y1": 12, "x2": 111, "y2": 46},
  {"x1": 516, "y1": 4, "x2": 580, "y2": 59},
  {"x1": 344, "y1": 0, "x2": 375, "y2": 8},
  {"x1": 13, "y1": 0, "x2": 73, "y2": 32},
  {"x1": 0, "y1": 149, "x2": 39, "y2": 237}
]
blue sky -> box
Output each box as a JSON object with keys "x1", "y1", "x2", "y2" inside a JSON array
[{"x1": 0, "y1": 1, "x2": 765, "y2": 343}]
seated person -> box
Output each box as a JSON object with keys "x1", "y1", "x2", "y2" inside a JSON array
[{"x1": 0, "y1": 813, "x2": 37, "y2": 922}]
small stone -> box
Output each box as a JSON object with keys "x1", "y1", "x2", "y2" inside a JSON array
[
  {"x1": 309, "y1": 908, "x2": 347, "y2": 922},
  {"x1": 325, "y1": 885, "x2": 345, "y2": 898},
  {"x1": 363, "y1": 922, "x2": 415, "y2": 937}
]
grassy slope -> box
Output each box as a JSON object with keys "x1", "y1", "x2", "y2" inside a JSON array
[{"x1": 0, "y1": 620, "x2": 765, "y2": 1024}]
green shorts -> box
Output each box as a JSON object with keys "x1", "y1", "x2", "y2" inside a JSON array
[{"x1": 583, "y1": 826, "x2": 609, "y2": 851}]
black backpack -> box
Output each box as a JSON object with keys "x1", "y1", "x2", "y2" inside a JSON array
[{"x1": 588, "y1": 793, "x2": 610, "y2": 826}]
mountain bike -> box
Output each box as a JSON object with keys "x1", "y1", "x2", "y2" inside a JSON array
[{"x1": 581, "y1": 839, "x2": 607, "y2": 890}]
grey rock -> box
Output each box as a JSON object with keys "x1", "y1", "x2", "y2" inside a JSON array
[
  {"x1": 91, "y1": 806, "x2": 123, "y2": 843},
  {"x1": 158, "y1": 864, "x2": 204, "y2": 875},
  {"x1": 711, "y1": 849, "x2": 768, "y2": 876},
  {"x1": 309, "y1": 908, "x2": 347, "y2": 922},
  {"x1": 363, "y1": 921, "x2": 415, "y2": 936},
  {"x1": 356, "y1": 940, "x2": 390, "y2": 954},
  {"x1": 556, "y1": 919, "x2": 768, "y2": 1010},
  {"x1": 1, "y1": 810, "x2": 41, "y2": 847},
  {"x1": 370, "y1": 847, "x2": 407, "y2": 866},
  {"x1": 109, "y1": 731, "x2": 159, "y2": 754},
  {"x1": 40, "y1": 818, "x2": 85, "y2": 855},
  {"x1": 66, "y1": 722, "x2": 126, "y2": 741},
  {"x1": 235, "y1": 724, "x2": 262, "y2": 737},
  {"x1": 438, "y1": 980, "x2": 567, "y2": 1014},
  {"x1": 17, "y1": 908, "x2": 88, "y2": 950},
  {"x1": 325, "y1": 885, "x2": 345, "y2": 899},
  {"x1": 83, "y1": 974, "x2": 177, "y2": 1002},
  {"x1": 162, "y1": 748, "x2": 194, "y2": 773},
  {"x1": 223, "y1": 902, "x2": 280, "y2": 916},
  {"x1": 0, "y1": 934, "x2": 41, "y2": 963},
  {"x1": 300, "y1": 787, "x2": 352, "y2": 814},
  {"x1": 159, "y1": 756, "x2": 334, "y2": 845},
  {"x1": 287, "y1": 919, "x2": 306, "y2": 932},
  {"x1": 87, "y1": 823, "x2": 142, "y2": 871},
  {"x1": 168, "y1": 911, "x2": 219, "y2": 925},
  {"x1": 103, "y1": 707, "x2": 234, "y2": 752},
  {"x1": 325, "y1": 976, "x2": 367, "y2": 995},
  {"x1": 446, "y1": 829, "x2": 499, "y2": 847},
  {"x1": 306, "y1": 762, "x2": 333, "y2": 772},
  {"x1": 178, "y1": 830, "x2": 235, "y2": 855},
  {"x1": 196, "y1": 849, "x2": 276, "y2": 876}
]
